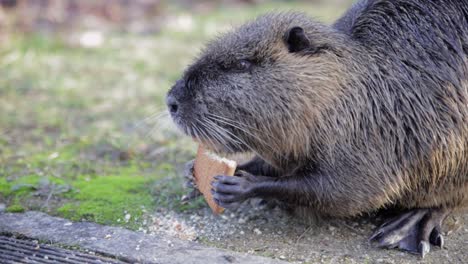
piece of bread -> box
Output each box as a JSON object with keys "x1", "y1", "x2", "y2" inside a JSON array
[{"x1": 193, "y1": 145, "x2": 237, "y2": 214}]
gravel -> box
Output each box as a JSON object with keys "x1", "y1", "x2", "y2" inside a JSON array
[{"x1": 147, "y1": 199, "x2": 468, "y2": 264}]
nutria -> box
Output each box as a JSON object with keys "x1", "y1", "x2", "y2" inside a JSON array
[{"x1": 166, "y1": 0, "x2": 468, "y2": 257}]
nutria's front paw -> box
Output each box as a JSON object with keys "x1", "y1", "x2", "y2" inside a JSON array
[
  {"x1": 210, "y1": 172, "x2": 257, "y2": 208},
  {"x1": 181, "y1": 159, "x2": 202, "y2": 202}
]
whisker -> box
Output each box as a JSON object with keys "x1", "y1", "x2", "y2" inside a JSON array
[
  {"x1": 205, "y1": 118, "x2": 244, "y2": 148},
  {"x1": 206, "y1": 114, "x2": 272, "y2": 147},
  {"x1": 206, "y1": 113, "x2": 274, "y2": 143},
  {"x1": 196, "y1": 121, "x2": 217, "y2": 149},
  {"x1": 134, "y1": 110, "x2": 170, "y2": 131},
  {"x1": 196, "y1": 119, "x2": 226, "y2": 151},
  {"x1": 144, "y1": 120, "x2": 164, "y2": 141},
  {"x1": 205, "y1": 113, "x2": 284, "y2": 157},
  {"x1": 141, "y1": 112, "x2": 174, "y2": 141},
  {"x1": 202, "y1": 118, "x2": 238, "y2": 152},
  {"x1": 206, "y1": 113, "x2": 262, "y2": 132},
  {"x1": 207, "y1": 119, "x2": 260, "y2": 154}
]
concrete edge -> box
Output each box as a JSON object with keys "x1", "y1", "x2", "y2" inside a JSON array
[{"x1": 0, "y1": 211, "x2": 288, "y2": 264}]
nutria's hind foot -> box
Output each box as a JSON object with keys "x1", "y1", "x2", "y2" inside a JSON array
[{"x1": 370, "y1": 208, "x2": 450, "y2": 258}]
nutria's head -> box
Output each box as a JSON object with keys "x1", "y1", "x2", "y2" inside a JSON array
[{"x1": 167, "y1": 12, "x2": 349, "y2": 161}]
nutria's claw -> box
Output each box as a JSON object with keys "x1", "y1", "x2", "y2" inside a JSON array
[
  {"x1": 213, "y1": 198, "x2": 241, "y2": 210},
  {"x1": 183, "y1": 159, "x2": 196, "y2": 186},
  {"x1": 181, "y1": 189, "x2": 202, "y2": 203},
  {"x1": 370, "y1": 208, "x2": 449, "y2": 258},
  {"x1": 419, "y1": 241, "x2": 430, "y2": 259},
  {"x1": 430, "y1": 228, "x2": 444, "y2": 248},
  {"x1": 211, "y1": 175, "x2": 254, "y2": 206},
  {"x1": 181, "y1": 159, "x2": 201, "y2": 202},
  {"x1": 235, "y1": 170, "x2": 274, "y2": 183}
]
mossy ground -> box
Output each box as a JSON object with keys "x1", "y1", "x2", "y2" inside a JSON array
[{"x1": 0, "y1": 2, "x2": 346, "y2": 230}]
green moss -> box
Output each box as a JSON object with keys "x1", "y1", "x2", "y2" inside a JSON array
[
  {"x1": 11, "y1": 175, "x2": 41, "y2": 185},
  {"x1": 1, "y1": 175, "x2": 40, "y2": 199},
  {"x1": 58, "y1": 175, "x2": 153, "y2": 228},
  {"x1": 0, "y1": 178, "x2": 12, "y2": 196},
  {"x1": 6, "y1": 204, "x2": 25, "y2": 213}
]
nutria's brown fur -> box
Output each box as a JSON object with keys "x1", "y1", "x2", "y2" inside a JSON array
[{"x1": 167, "y1": 0, "x2": 467, "y2": 256}]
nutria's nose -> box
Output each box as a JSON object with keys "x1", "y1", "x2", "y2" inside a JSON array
[
  {"x1": 167, "y1": 79, "x2": 187, "y2": 115},
  {"x1": 166, "y1": 95, "x2": 179, "y2": 114}
]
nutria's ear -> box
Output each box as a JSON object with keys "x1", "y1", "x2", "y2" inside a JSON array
[{"x1": 285, "y1": 26, "x2": 311, "y2": 53}]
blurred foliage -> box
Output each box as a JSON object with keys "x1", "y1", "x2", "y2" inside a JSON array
[{"x1": 0, "y1": 0, "x2": 353, "y2": 34}]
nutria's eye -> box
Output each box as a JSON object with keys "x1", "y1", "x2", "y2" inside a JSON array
[{"x1": 234, "y1": 59, "x2": 252, "y2": 72}]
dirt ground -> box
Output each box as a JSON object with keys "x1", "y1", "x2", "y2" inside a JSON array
[{"x1": 148, "y1": 200, "x2": 468, "y2": 264}]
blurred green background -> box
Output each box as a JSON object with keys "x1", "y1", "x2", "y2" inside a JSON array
[{"x1": 0, "y1": 0, "x2": 353, "y2": 228}]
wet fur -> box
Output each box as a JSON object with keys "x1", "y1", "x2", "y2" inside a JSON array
[{"x1": 168, "y1": 0, "x2": 468, "y2": 218}]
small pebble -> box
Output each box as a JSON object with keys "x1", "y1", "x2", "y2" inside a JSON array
[
  {"x1": 253, "y1": 228, "x2": 262, "y2": 235},
  {"x1": 48, "y1": 152, "x2": 59, "y2": 159},
  {"x1": 124, "y1": 214, "x2": 131, "y2": 222}
]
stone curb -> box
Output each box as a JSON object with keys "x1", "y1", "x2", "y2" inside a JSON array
[{"x1": 0, "y1": 211, "x2": 288, "y2": 264}]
